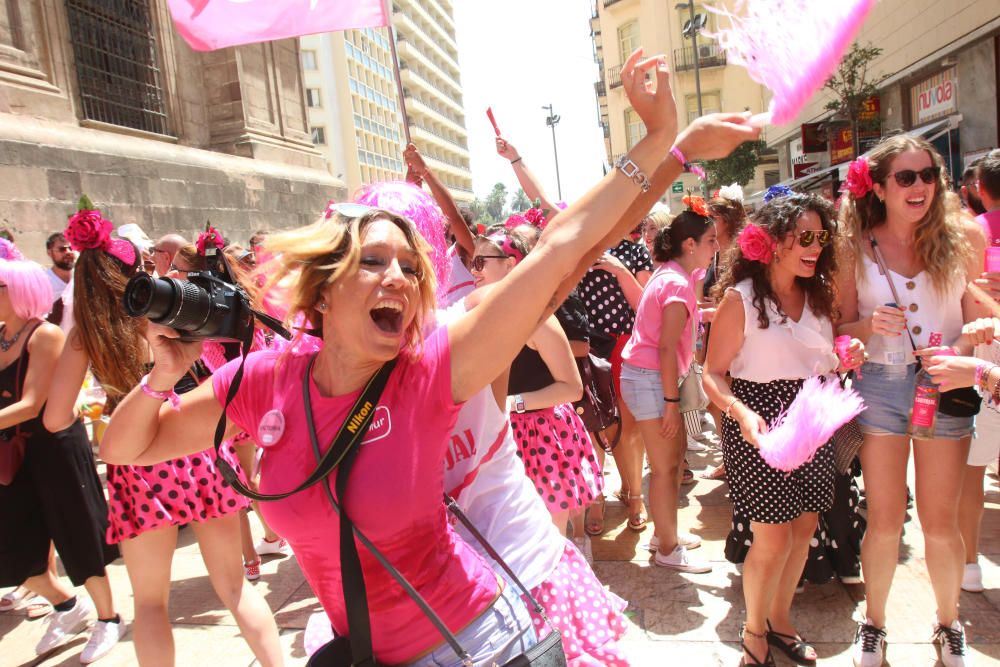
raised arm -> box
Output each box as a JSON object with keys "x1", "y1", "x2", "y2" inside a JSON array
[
  {"x1": 99, "y1": 325, "x2": 240, "y2": 465},
  {"x1": 403, "y1": 143, "x2": 475, "y2": 257},
  {"x1": 0, "y1": 324, "x2": 64, "y2": 430},
  {"x1": 496, "y1": 137, "x2": 559, "y2": 217}
]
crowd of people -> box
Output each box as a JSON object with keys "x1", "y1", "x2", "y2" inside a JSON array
[{"x1": 0, "y1": 49, "x2": 998, "y2": 667}]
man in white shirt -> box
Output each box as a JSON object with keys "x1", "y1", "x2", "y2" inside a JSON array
[{"x1": 45, "y1": 232, "x2": 74, "y2": 302}]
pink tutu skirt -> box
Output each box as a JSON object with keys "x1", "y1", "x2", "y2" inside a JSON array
[
  {"x1": 526, "y1": 541, "x2": 630, "y2": 666},
  {"x1": 106, "y1": 442, "x2": 250, "y2": 543},
  {"x1": 510, "y1": 404, "x2": 603, "y2": 513}
]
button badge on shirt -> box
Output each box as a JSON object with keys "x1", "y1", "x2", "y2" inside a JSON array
[{"x1": 258, "y1": 409, "x2": 285, "y2": 447}]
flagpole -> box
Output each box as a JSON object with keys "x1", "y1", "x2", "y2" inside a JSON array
[{"x1": 383, "y1": 0, "x2": 412, "y2": 146}]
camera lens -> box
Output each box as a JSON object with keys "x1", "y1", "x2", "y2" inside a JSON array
[
  {"x1": 124, "y1": 273, "x2": 179, "y2": 320},
  {"x1": 162, "y1": 280, "x2": 212, "y2": 331}
]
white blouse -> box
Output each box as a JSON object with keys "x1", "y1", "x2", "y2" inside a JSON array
[{"x1": 728, "y1": 279, "x2": 839, "y2": 383}]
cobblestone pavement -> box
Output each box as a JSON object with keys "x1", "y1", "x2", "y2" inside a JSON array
[{"x1": 2, "y1": 446, "x2": 999, "y2": 666}]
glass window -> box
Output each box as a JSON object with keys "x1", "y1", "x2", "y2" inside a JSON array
[
  {"x1": 306, "y1": 88, "x2": 322, "y2": 108},
  {"x1": 625, "y1": 107, "x2": 646, "y2": 150},
  {"x1": 311, "y1": 126, "x2": 326, "y2": 145},
  {"x1": 301, "y1": 50, "x2": 318, "y2": 70},
  {"x1": 617, "y1": 21, "x2": 639, "y2": 63},
  {"x1": 686, "y1": 91, "x2": 721, "y2": 123}
]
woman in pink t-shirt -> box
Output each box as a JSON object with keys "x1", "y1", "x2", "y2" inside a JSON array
[
  {"x1": 620, "y1": 199, "x2": 718, "y2": 574},
  {"x1": 98, "y1": 55, "x2": 763, "y2": 665}
]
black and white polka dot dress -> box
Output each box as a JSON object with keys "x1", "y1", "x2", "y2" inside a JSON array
[
  {"x1": 576, "y1": 240, "x2": 652, "y2": 336},
  {"x1": 722, "y1": 377, "x2": 836, "y2": 524}
]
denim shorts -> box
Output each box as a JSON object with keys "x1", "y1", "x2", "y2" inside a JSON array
[
  {"x1": 853, "y1": 362, "x2": 974, "y2": 440},
  {"x1": 620, "y1": 362, "x2": 669, "y2": 421},
  {"x1": 405, "y1": 575, "x2": 537, "y2": 667}
]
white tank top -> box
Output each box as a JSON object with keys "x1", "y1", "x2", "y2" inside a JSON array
[
  {"x1": 443, "y1": 245, "x2": 475, "y2": 308},
  {"x1": 857, "y1": 253, "x2": 965, "y2": 365},
  {"x1": 728, "y1": 279, "x2": 839, "y2": 383},
  {"x1": 435, "y1": 308, "x2": 564, "y2": 590}
]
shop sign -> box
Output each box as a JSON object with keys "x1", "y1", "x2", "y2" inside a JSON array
[
  {"x1": 671, "y1": 181, "x2": 684, "y2": 193},
  {"x1": 830, "y1": 126, "x2": 854, "y2": 165},
  {"x1": 910, "y1": 67, "x2": 958, "y2": 125}
]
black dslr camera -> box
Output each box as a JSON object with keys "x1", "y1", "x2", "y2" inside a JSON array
[{"x1": 123, "y1": 244, "x2": 287, "y2": 343}]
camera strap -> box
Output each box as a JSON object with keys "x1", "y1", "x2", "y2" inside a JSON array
[{"x1": 214, "y1": 326, "x2": 397, "y2": 502}]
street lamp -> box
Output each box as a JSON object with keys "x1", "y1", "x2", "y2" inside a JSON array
[
  {"x1": 542, "y1": 104, "x2": 563, "y2": 200},
  {"x1": 675, "y1": 2, "x2": 707, "y2": 118}
]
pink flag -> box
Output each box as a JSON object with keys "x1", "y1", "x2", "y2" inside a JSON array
[{"x1": 167, "y1": 0, "x2": 389, "y2": 52}]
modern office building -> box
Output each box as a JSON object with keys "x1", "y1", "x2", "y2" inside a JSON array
[
  {"x1": 302, "y1": 0, "x2": 474, "y2": 203},
  {"x1": 590, "y1": 0, "x2": 777, "y2": 209}
]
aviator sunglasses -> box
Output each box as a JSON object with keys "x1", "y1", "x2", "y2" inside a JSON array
[
  {"x1": 888, "y1": 166, "x2": 941, "y2": 188},
  {"x1": 794, "y1": 229, "x2": 833, "y2": 248}
]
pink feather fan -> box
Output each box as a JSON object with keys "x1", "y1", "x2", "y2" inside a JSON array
[
  {"x1": 709, "y1": 0, "x2": 877, "y2": 126},
  {"x1": 756, "y1": 376, "x2": 865, "y2": 472}
]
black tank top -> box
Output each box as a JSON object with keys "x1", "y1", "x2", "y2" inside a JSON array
[
  {"x1": 508, "y1": 346, "x2": 554, "y2": 395},
  {"x1": 0, "y1": 322, "x2": 43, "y2": 439}
]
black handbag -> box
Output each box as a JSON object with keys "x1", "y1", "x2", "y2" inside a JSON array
[{"x1": 869, "y1": 235, "x2": 981, "y2": 419}]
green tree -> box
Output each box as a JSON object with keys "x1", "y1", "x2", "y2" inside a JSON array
[
  {"x1": 823, "y1": 41, "x2": 887, "y2": 158},
  {"x1": 485, "y1": 182, "x2": 509, "y2": 222},
  {"x1": 704, "y1": 139, "x2": 767, "y2": 190},
  {"x1": 510, "y1": 188, "x2": 531, "y2": 213}
]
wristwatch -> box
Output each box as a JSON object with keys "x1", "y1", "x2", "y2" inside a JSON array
[{"x1": 513, "y1": 394, "x2": 526, "y2": 414}]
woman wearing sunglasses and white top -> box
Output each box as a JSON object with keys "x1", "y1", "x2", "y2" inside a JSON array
[{"x1": 836, "y1": 134, "x2": 986, "y2": 667}]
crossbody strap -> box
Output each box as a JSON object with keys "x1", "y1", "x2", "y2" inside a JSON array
[
  {"x1": 868, "y1": 234, "x2": 920, "y2": 357},
  {"x1": 301, "y1": 363, "x2": 474, "y2": 667},
  {"x1": 214, "y1": 323, "x2": 396, "y2": 501}
]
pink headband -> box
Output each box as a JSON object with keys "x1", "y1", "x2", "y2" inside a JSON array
[
  {"x1": 487, "y1": 233, "x2": 525, "y2": 263},
  {"x1": 65, "y1": 208, "x2": 135, "y2": 267}
]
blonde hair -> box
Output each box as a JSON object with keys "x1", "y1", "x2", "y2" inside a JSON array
[
  {"x1": 644, "y1": 210, "x2": 673, "y2": 235},
  {"x1": 262, "y1": 209, "x2": 437, "y2": 352},
  {"x1": 839, "y1": 134, "x2": 971, "y2": 292}
]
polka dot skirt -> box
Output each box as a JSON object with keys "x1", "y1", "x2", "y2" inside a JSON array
[
  {"x1": 105, "y1": 441, "x2": 250, "y2": 544},
  {"x1": 721, "y1": 378, "x2": 835, "y2": 524},
  {"x1": 525, "y1": 540, "x2": 630, "y2": 666},
  {"x1": 510, "y1": 404, "x2": 603, "y2": 513}
]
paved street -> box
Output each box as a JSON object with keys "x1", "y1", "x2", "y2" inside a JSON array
[{"x1": 2, "y1": 446, "x2": 999, "y2": 666}]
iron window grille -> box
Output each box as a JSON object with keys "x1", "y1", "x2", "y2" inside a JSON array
[{"x1": 65, "y1": 0, "x2": 172, "y2": 136}]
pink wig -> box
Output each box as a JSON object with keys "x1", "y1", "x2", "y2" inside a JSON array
[
  {"x1": 353, "y1": 181, "x2": 451, "y2": 303},
  {"x1": 0, "y1": 260, "x2": 56, "y2": 321}
]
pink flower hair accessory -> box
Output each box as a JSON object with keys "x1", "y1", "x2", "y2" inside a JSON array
[
  {"x1": 0, "y1": 238, "x2": 24, "y2": 261},
  {"x1": 65, "y1": 195, "x2": 136, "y2": 267},
  {"x1": 196, "y1": 226, "x2": 226, "y2": 256},
  {"x1": 503, "y1": 213, "x2": 528, "y2": 230},
  {"x1": 840, "y1": 156, "x2": 873, "y2": 199},
  {"x1": 486, "y1": 232, "x2": 525, "y2": 263},
  {"x1": 738, "y1": 223, "x2": 778, "y2": 264}
]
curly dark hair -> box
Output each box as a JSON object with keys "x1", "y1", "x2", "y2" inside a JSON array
[
  {"x1": 714, "y1": 193, "x2": 838, "y2": 329},
  {"x1": 707, "y1": 196, "x2": 747, "y2": 242}
]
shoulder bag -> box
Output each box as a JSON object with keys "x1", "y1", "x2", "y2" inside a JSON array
[
  {"x1": 0, "y1": 323, "x2": 43, "y2": 486},
  {"x1": 869, "y1": 234, "x2": 981, "y2": 418},
  {"x1": 572, "y1": 353, "x2": 621, "y2": 452}
]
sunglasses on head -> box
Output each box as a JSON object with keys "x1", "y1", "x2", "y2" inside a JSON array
[
  {"x1": 794, "y1": 229, "x2": 833, "y2": 248},
  {"x1": 325, "y1": 202, "x2": 376, "y2": 219},
  {"x1": 471, "y1": 255, "x2": 507, "y2": 271},
  {"x1": 889, "y1": 166, "x2": 941, "y2": 188}
]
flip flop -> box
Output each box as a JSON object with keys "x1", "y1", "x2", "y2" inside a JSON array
[
  {"x1": 585, "y1": 497, "x2": 606, "y2": 536},
  {"x1": 0, "y1": 588, "x2": 28, "y2": 612}
]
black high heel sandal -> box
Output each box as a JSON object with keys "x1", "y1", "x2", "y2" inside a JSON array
[
  {"x1": 766, "y1": 620, "x2": 817, "y2": 665},
  {"x1": 740, "y1": 625, "x2": 776, "y2": 666}
]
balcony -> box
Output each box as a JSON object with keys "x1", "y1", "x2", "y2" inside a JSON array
[
  {"x1": 595, "y1": 80, "x2": 606, "y2": 98},
  {"x1": 673, "y1": 43, "x2": 727, "y2": 72},
  {"x1": 410, "y1": 120, "x2": 470, "y2": 155},
  {"x1": 603, "y1": 0, "x2": 630, "y2": 7},
  {"x1": 607, "y1": 63, "x2": 623, "y2": 89}
]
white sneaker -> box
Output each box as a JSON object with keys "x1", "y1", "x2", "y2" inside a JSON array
[
  {"x1": 851, "y1": 619, "x2": 886, "y2": 667},
  {"x1": 80, "y1": 619, "x2": 127, "y2": 664},
  {"x1": 254, "y1": 537, "x2": 290, "y2": 556},
  {"x1": 962, "y1": 563, "x2": 984, "y2": 593},
  {"x1": 572, "y1": 536, "x2": 594, "y2": 565},
  {"x1": 35, "y1": 597, "x2": 94, "y2": 656},
  {"x1": 934, "y1": 620, "x2": 970, "y2": 667},
  {"x1": 686, "y1": 438, "x2": 708, "y2": 452},
  {"x1": 653, "y1": 545, "x2": 712, "y2": 573},
  {"x1": 647, "y1": 532, "x2": 702, "y2": 552}
]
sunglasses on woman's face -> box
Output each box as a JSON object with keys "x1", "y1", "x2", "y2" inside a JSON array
[
  {"x1": 794, "y1": 230, "x2": 833, "y2": 248},
  {"x1": 889, "y1": 166, "x2": 941, "y2": 188},
  {"x1": 471, "y1": 255, "x2": 507, "y2": 271}
]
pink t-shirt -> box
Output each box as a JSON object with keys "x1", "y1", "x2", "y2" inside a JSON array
[
  {"x1": 977, "y1": 210, "x2": 1000, "y2": 246},
  {"x1": 212, "y1": 327, "x2": 497, "y2": 664},
  {"x1": 622, "y1": 261, "x2": 700, "y2": 374}
]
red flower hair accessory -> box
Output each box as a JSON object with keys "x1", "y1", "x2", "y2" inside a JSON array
[
  {"x1": 65, "y1": 195, "x2": 135, "y2": 267},
  {"x1": 503, "y1": 213, "x2": 528, "y2": 230},
  {"x1": 738, "y1": 223, "x2": 778, "y2": 264},
  {"x1": 682, "y1": 194, "x2": 709, "y2": 217},
  {"x1": 840, "y1": 157, "x2": 873, "y2": 199},
  {"x1": 196, "y1": 226, "x2": 226, "y2": 256}
]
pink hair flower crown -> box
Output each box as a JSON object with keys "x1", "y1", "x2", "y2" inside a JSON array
[
  {"x1": 65, "y1": 195, "x2": 135, "y2": 267},
  {"x1": 840, "y1": 157, "x2": 873, "y2": 199},
  {"x1": 738, "y1": 223, "x2": 778, "y2": 264},
  {"x1": 196, "y1": 225, "x2": 226, "y2": 256}
]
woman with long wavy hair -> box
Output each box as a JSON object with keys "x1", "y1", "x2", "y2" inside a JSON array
[
  {"x1": 704, "y1": 193, "x2": 863, "y2": 667},
  {"x1": 43, "y1": 204, "x2": 283, "y2": 667},
  {"x1": 836, "y1": 134, "x2": 985, "y2": 667}
]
